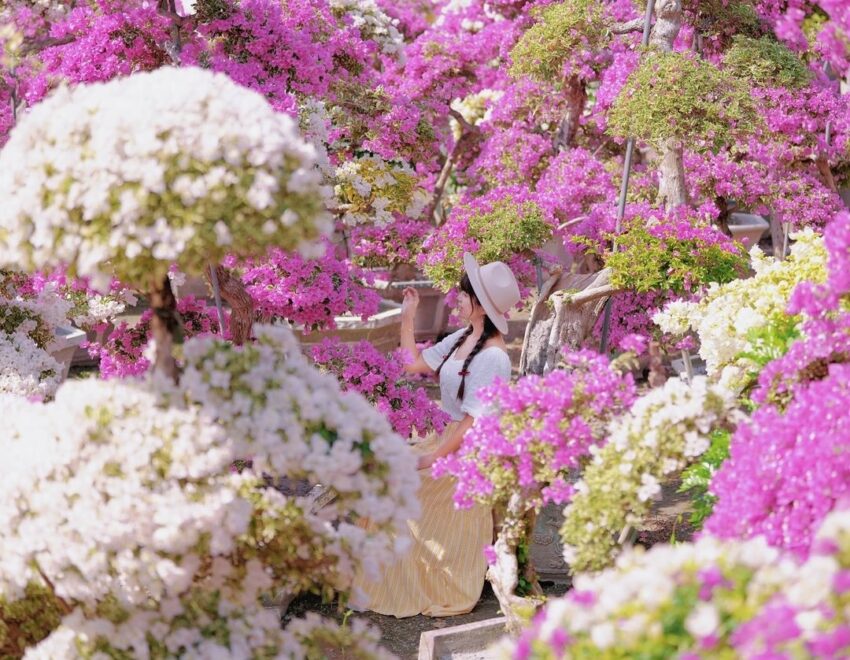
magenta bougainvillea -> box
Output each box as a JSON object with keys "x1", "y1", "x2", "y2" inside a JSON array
[
  {"x1": 707, "y1": 212, "x2": 850, "y2": 557},
  {"x1": 310, "y1": 337, "x2": 450, "y2": 439},
  {"x1": 238, "y1": 244, "x2": 381, "y2": 333},
  {"x1": 433, "y1": 348, "x2": 635, "y2": 510}
]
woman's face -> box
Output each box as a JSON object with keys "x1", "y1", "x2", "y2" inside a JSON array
[{"x1": 456, "y1": 289, "x2": 483, "y2": 323}]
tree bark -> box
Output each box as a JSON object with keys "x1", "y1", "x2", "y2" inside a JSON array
[
  {"x1": 648, "y1": 1, "x2": 689, "y2": 210},
  {"x1": 657, "y1": 137, "x2": 690, "y2": 209},
  {"x1": 206, "y1": 265, "x2": 253, "y2": 345},
  {"x1": 520, "y1": 270, "x2": 616, "y2": 375},
  {"x1": 815, "y1": 154, "x2": 839, "y2": 193},
  {"x1": 647, "y1": 338, "x2": 667, "y2": 387},
  {"x1": 555, "y1": 77, "x2": 587, "y2": 151},
  {"x1": 149, "y1": 275, "x2": 181, "y2": 382},
  {"x1": 649, "y1": 0, "x2": 683, "y2": 52}
]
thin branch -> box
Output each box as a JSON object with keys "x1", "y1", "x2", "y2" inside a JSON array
[
  {"x1": 557, "y1": 283, "x2": 619, "y2": 306},
  {"x1": 19, "y1": 34, "x2": 75, "y2": 55},
  {"x1": 610, "y1": 18, "x2": 644, "y2": 34},
  {"x1": 448, "y1": 108, "x2": 476, "y2": 135}
]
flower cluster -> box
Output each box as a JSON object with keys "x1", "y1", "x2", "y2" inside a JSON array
[
  {"x1": 350, "y1": 216, "x2": 432, "y2": 270},
  {"x1": 653, "y1": 229, "x2": 827, "y2": 385},
  {"x1": 330, "y1": 0, "x2": 405, "y2": 59},
  {"x1": 420, "y1": 186, "x2": 553, "y2": 293},
  {"x1": 0, "y1": 324, "x2": 419, "y2": 656},
  {"x1": 85, "y1": 296, "x2": 222, "y2": 379},
  {"x1": 0, "y1": 67, "x2": 331, "y2": 291},
  {"x1": 239, "y1": 243, "x2": 381, "y2": 332},
  {"x1": 334, "y1": 154, "x2": 430, "y2": 226},
  {"x1": 504, "y1": 507, "x2": 850, "y2": 659},
  {"x1": 0, "y1": 278, "x2": 71, "y2": 399},
  {"x1": 177, "y1": 325, "x2": 421, "y2": 586},
  {"x1": 16, "y1": 268, "x2": 136, "y2": 331},
  {"x1": 433, "y1": 349, "x2": 635, "y2": 511},
  {"x1": 602, "y1": 210, "x2": 746, "y2": 296},
  {"x1": 561, "y1": 377, "x2": 736, "y2": 572},
  {"x1": 311, "y1": 337, "x2": 450, "y2": 438},
  {"x1": 706, "y1": 361, "x2": 850, "y2": 558}
]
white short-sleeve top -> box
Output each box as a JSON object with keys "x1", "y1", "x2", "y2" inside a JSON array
[{"x1": 421, "y1": 328, "x2": 512, "y2": 421}]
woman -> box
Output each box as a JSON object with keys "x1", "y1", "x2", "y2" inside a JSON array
[{"x1": 352, "y1": 253, "x2": 521, "y2": 617}]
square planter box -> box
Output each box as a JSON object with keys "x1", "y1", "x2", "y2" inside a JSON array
[
  {"x1": 49, "y1": 326, "x2": 88, "y2": 381},
  {"x1": 294, "y1": 300, "x2": 402, "y2": 354}
]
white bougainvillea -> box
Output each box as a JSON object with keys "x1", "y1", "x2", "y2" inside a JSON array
[
  {"x1": 0, "y1": 325, "x2": 418, "y2": 657},
  {"x1": 0, "y1": 66, "x2": 332, "y2": 291},
  {"x1": 176, "y1": 324, "x2": 421, "y2": 587},
  {"x1": 0, "y1": 283, "x2": 71, "y2": 398},
  {"x1": 560, "y1": 377, "x2": 736, "y2": 572},
  {"x1": 653, "y1": 230, "x2": 827, "y2": 385},
  {"x1": 334, "y1": 154, "x2": 430, "y2": 226},
  {"x1": 500, "y1": 509, "x2": 850, "y2": 658}
]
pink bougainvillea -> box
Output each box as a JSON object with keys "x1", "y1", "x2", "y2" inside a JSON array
[
  {"x1": 311, "y1": 337, "x2": 450, "y2": 439},
  {"x1": 239, "y1": 243, "x2": 381, "y2": 333},
  {"x1": 706, "y1": 212, "x2": 850, "y2": 557},
  {"x1": 433, "y1": 348, "x2": 635, "y2": 510}
]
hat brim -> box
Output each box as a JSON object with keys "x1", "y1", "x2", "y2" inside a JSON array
[{"x1": 463, "y1": 252, "x2": 509, "y2": 334}]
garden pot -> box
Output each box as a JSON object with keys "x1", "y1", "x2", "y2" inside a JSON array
[
  {"x1": 671, "y1": 353, "x2": 707, "y2": 378},
  {"x1": 378, "y1": 279, "x2": 449, "y2": 342},
  {"x1": 295, "y1": 299, "x2": 403, "y2": 354},
  {"x1": 49, "y1": 326, "x2": 87, "y2": 381},
  {"x1": 728, "y1": 213, "x2": 769, "y2": 249},
  {"x1": 172, "y1": 274, "x2": 210, "y2": 301},
  {"x1": 71, "y1": 322, "x2": 114, "y2": 367}
]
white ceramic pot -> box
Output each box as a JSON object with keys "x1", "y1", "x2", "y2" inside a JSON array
[
  {"x1": 48, "y1": 326, "x2": 88, "y2": 381},
  {"x1": 728, "y1": 213, "x2": 769, "y2": 249}
]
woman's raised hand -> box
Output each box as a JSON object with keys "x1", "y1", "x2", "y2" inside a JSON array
[{"x1": 401, "y1": 286, "x2": 419, "y2": 322}]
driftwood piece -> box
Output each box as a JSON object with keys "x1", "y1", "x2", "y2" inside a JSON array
[{"x1": 519, "y1": 268, "x2": 617, "y2": 375}]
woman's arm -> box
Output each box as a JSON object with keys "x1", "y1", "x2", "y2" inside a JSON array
[
  {"x1": 417, "y1": 414, "x2": 474, "y2": 469},
  {"x1": 400, "y1": 287, "x2": 435, "y2": 375}
]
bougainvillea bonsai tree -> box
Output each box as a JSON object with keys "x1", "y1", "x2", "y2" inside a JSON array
[
  {"x1": 433, "y1": 349, "x2": 635, "y2": 632},
  {"x1": 0, "y1": 67, "x2": 330, "y2": 379},
  {"x1": 0, "y1": 67, "x2": 420, "y2": 657}
]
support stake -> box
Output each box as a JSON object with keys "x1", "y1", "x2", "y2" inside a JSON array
[
  {"x1": 600, "y1": 0, "x2": 656, "y2": 354},
  {"x1": 208, "y1": 263, "x2": 227, "y2": 338}
]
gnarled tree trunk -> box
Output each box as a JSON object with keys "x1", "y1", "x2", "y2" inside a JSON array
[
  {"x1": 206, "y1": 265, "x2": 254, "y2": 345},
  {"x1": 520, "y1": 269, "x2": 617, "y2": 375},
  {"x1": 555, "y1": 77, "x2": 587, "y2": 151},
  {"x1": 657, "y1": 136, "x2": 690, "y2": 209},
  {"x1": 487, "y1": 494, "x2": 543, "y2": 635},
  {"x1": 649, "y1": 0, "x2": 689, "y2": 211},
  {"x1": 149, "y1": 275, "x2": 180, "y2": 382}
]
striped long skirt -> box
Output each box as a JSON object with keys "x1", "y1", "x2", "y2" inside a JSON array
[{"x1": 350, "y1": 422, "x2": 492, "y2": 617}]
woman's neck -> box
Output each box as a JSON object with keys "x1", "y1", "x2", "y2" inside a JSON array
[{"x1": 469, "y1": 316, "x2": 485, "y2": 338}]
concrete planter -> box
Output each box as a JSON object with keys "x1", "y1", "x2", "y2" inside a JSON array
[
  {"x1": 419, "y1": 617, "x2": 507, "y2": 660},
  {"x1": 295, "y1": 300, "x2": 402, "y2": 354},
  {"x1": 728, "y1": 213, "x2": 769, "y2": 249},
  {"x1": 48, "y1": 326, "x2": 88, "y2": 381},
  {"x1": 172, "y1": 274, "x2": 210, "y2": 301},
  {"x1": 377, "y1": 278, "x2": 449, "y2": 342}
]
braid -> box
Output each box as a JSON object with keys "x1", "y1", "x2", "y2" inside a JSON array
[
  {"x1": 456, "y1": 316, "x2": 499, "y2": 400},
  {"x1": 435, "y1": 325, "x2": 473, "y2": 377}
]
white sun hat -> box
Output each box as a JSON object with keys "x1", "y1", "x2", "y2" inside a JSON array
[{"x1": 463, "y1": 252, "x2": 521, "y2": 334}]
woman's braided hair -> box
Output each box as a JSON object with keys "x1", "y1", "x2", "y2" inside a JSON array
[{"x1": 435, "y1": 273, "x2": 501, "y2": 400}]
